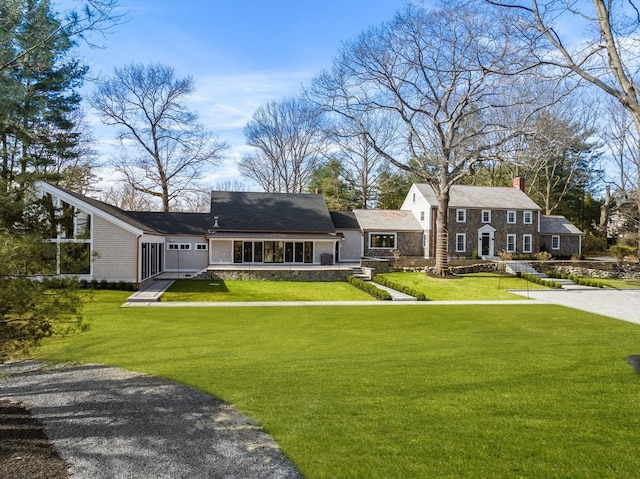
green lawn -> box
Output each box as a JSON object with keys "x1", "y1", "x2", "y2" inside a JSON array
[
  {"x1": 376, "y1": 272, "x2": 553, "y2": 300},
  {"x1": 162, "y1": 279, "x2": 376, "y2": 302},
  {"x1": 36, "y1": 291, "x2": 640, "y2": 478},
  {"x1": 599, "y1": 277, "x2": 640, "y2": 289}
]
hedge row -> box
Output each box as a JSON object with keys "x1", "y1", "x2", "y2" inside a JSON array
[
  {"x1": 347, "y1": 276, "x2": 392, "y2": 300},
  {"x1": 545, "y1": 272, "x2": 605, "y2": 288},
  {"x1": 41, "y1": 277, "x2": 137, "y2": 291},
  {"x1": 518, "y1": 273, "x2": 563, "y2": 289},
  {"x1": 372, "y1": 275, "x2": 428, "y2": 301}
]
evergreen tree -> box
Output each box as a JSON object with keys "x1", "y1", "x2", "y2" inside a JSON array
[
  {"x1": 308, "y1": 158, "x2": 359, "y2": 211},
  {"x1": 0, "y1": 0, "x2": 87, "y2": 196},
  {"x1": 0, "y1": 0, "x2": 103, "y2": 359}
]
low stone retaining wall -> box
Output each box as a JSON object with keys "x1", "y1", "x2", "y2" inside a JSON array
[
  {"x1": 206, "y1": 269, "x2": 353, "y2": 282},
  {"x1": 539, "y1": 263, "x2": 640, "y2": 279},
  {"x1": 394, "y1": 262, "x2": 506, "y2": 275}
]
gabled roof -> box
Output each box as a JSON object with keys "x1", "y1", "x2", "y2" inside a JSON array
[
  {"x1": 209, "y1": 191, "x2": 336, "y2": 234},
  {"x1": 540, "y1": 215, "x2": 584, "y2": 235},
  {"x1": 414, "y1": 184, "x2": 541, "y2": 210},
  {"x1": 38, "y1": 182, "x2": 160, "y2": 234},
  {"x1": 353, "y1": 210, "x2": 422, "y2": 231},
  {"x1": 330, "y1": 211, "x2": 360, "y2": 229}
]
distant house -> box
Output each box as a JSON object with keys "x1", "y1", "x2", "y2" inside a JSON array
[
  {"x1": 35, "y1": 178, "x2": 583, "y2": 284},
  {"x1": 398, "y1": 178, "x2": 583, "y2": 259}
]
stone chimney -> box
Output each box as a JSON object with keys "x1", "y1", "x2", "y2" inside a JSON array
[{"x1": 513, "y1": 177, "x2": 525, "y2": 192}]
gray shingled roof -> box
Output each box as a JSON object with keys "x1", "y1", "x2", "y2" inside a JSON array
[
  {"x1": 353, "y1": 210, "x2": 422, "y2": 231},
  {"x1": 540, "y1": 215, "x2": 584, "y2": 235},
  {"x1": 127, "y1": 212, "x2": 210, "y2": 236},
  {"x1": 52, "y1": 186, "x2": 161, "y2": 234},
  {"x1": 330, "y1": 211, "x2": 360, "y2": 229},
  {"x1": 415, "y1": 184, "x2": 541, "y2": 210},
  {"x1": 209, "y1": 191, "x2": 336, "y2": 234}
]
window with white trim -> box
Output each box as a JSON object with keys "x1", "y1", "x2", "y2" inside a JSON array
[
  {"x1": 523, "y1": 211, "x2": 533, "y2": 224},
  {"x1": 482, "y1": 210, "x2": 491, "y2": 223},
  {"x1": 196, "y1": 243, "x2": 208, "y2": 250},
  {"x1": 506, "y1": 234, "x2": 516, "y2": 253},
  {"x1": 456, "y1": 209, "x2": 466, "y2": 222},
  {"x1": 523, "y1": 234, "x2": 532, "y2": 253},
  {"x1": 168, "y1": 243, "x2": 191, "y2": 250},
  {"x1": 551, "y1": 235, "x2": 560, "y2": 250},
  {"x1": 507, "y1": 210, "x2": 516, "y2": 224},
  {"x1": 456, "y1": 233, "x2": 466, "y2": 252}
]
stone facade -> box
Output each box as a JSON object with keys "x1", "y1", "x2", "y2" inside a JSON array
[
  {"x1": 365, "y1": 232, "x2": 423, "y2": 257},
  {"x1": 447, "y1": 208, "x2": 539, "y2": 257},
  {"x1": 539, "y1": 234, "x2": 581, "y2": 258}
]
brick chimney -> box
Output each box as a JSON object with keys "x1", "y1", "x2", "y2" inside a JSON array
[{"x1": 513, "y1": 176, "x2": 525, "y2": 192}]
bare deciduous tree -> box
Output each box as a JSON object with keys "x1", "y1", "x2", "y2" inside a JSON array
[
  {"x1": 239, "y1": 97, "x2": 329, "y2": 193},
  {"x1": 311, "y1": 2, "x2": 545, "y2": 274},
  {"x1": 329, "y1": 111, "x2": 398, "y2": 208},
  {"x1": 519, "y1": 109, "x2": 598, "y2": 215},
  {"x1": 487, "y1": 0, "x2": 640, "y2": 250},
  {"x1": 91, "y1": 63, "x2": 229, "y2": 211}
]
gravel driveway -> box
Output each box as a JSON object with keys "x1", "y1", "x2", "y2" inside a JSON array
[{"x1": 0, "y1": 361, "x2": 302, "y2": 479}]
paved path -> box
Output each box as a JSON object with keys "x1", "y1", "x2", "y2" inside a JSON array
[
  {"x1": 0, "y1": 361, "x2": 301, "y2": 479},
  {"x1": 509, "y1": 289, "x2": 640, "y2": 324},
  {"x1": 126, "y1": 280, "x2": 174, "y2": 302},
  {"x1": 123, "y1": 286, "x2": 640, "y2": 325}
]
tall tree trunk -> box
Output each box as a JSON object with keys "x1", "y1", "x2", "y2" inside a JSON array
[
  {"x1": 599, "y1": 185, "x2": 611, "y2": 236},
  {"x1": 434, "y1": 184, "x2": 450, "y2": 276}
]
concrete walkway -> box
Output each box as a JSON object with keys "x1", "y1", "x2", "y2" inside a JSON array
[
  {"x1": 509, "y1": 288, "x2": 640, "y2": 325},
  {"x1": 124, "y1": 281, "x2": 640, "y2": 325},
  {"x1": 126, "y1": 280, "x2": 174, "y2": 302}
]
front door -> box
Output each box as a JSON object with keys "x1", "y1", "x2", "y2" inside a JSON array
[{"x1": 481, "y1": 233, "x2": 490, "y2": 256}]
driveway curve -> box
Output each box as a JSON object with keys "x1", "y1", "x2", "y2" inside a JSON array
[
  {"x1": 0, "y1": 361, "x2": 301, "y2": 479},
  {"x1": 509, "y1": 288, "x2": 640, "y2": 324}
]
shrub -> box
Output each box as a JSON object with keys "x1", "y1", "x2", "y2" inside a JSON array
[
  {"x1": 520, "y1": 273, "x2": 562, "y2": 289},
  {"x1": 534, "y1": 251, "x2": 553, "y2": 261},
  {"x1": 347, "y1": 276, "x2": 392, "y2": 300},
  {"x1": 609, "y1": 244, "x2": 637, "y2": 262},
  {"x1": 372, "y1": 275, "x2": 428, "y2": 300}
]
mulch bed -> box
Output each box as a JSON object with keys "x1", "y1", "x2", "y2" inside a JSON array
[{"x1": 0, "y1": 399, "x2": 69, "y2": 479}]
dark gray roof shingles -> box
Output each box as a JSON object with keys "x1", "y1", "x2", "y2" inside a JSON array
[{"x1": 210, "y1": 191, "x2": 335, "y2": 234}]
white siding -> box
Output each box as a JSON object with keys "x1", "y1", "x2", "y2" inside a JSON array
[
  {"x1": 401, "y1": 184, "x2": 433, "y2": 232},
  {"x1": 314, "y1": 241, "x2": 335, "y2": 263},
  {"x1": 165, "y1": 236, "x2": 209, "y2": 272},
  {"x1": 92, "y1": 215, "x2": 138, "y2": 282},
  {"x1": 337, "y1": 230, "x2": 363, "y2": 261}
]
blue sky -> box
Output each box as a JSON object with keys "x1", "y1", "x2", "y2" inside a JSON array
[{"x1": 61, "y1": 0, "x2": 410, "y2": 189}]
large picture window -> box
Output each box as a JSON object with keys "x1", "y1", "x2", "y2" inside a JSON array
[
  {"x1": 369, "y1": 233, "x2": 396, "y2": 249},
  {"x1": 42, "y1": 193, "x2": 93, "y2": 276}
]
